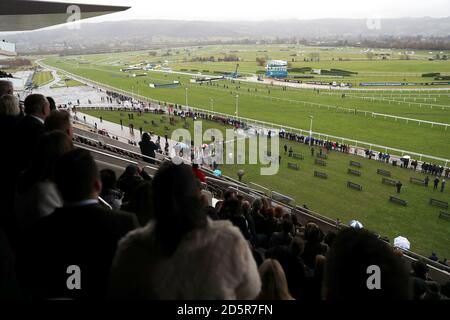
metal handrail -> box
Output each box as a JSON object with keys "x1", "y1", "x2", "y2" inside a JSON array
[
  {"x1": 75, "y1": 142, "x2": 159, "y2": 174},
  {"x1": 248, "y1": 182, "x2": 272, "y2": 197},
  {"x1": 73, "y1": 131, "x2": 166, "y2": 165},
  {"x1": 205, "y1": 176, "x2": 250, "y2": 192}
]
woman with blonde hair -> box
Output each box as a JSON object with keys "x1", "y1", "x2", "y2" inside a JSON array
[
  {"x1": 0, "y1": 94, "x2": 20, "y2": 116},
  {"x1": 257, "y1": 259, "x2": 294, "y2": 300}
]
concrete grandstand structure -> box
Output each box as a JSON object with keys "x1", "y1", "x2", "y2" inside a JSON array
[{"x1": 0, "y1": 0, "x2": 130, "y2": 31}]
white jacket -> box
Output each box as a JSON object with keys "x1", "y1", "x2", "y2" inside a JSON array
[{"x1": 109, "y1": 218, "x2": 261, "y2": 300}]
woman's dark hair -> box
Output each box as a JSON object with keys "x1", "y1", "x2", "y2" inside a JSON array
[
  {"x1": 290, "y1": 236, "x2": 305, "y2": 256},
  {"x1": 226, "y1": 197, "x2": 242, "y2": 217},
  {"x1": 122, "y1": 181, "x2": 154, "y2": 226},
  {"x1": 281, "y1": 219, "x2": 293, "y2": 234},
  {"x1": 261, "y1": 197, "x2": 270, "y2": 213},
  {"x1": 304, "y1": 222, "x2": 323, "y2": 243},
  {"x1": 411, "y1": 259, "x2": 429, "y2": 279},
  {"x1": 100, "y1": 169, "x2": 117, "y2": 191},
  {"x1": 291, "y1": 214, "x2": 300, "y2": 226},
  {"x1": 124, "y1": 164, "x2": 138, "y2": 176},
  {"x1": 141, "y1": 132, "x2": 151, "y2": 142},
  {"x1": 251, "y1": 198, "x2": 263, "y2": 213},
  {"x1": 324, "y1": 231, "x2": 336, "y2": 248},
  {"x1": 152, "y1": 161, "x2": 206, "y2": 256},
  {"x1": 46, "y1": 96, "x2": 57, "y2": 111},
  {"x1": 223, "y1": 189, "x2": 236, "y2": 201}
]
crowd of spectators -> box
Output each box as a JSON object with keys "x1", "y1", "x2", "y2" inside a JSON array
[
  {"x1": 0, "y1": 80, "x2": 449, "y2": 301},
  {"x1": 169, "y1": 108, "x2": 448, "y2": 175},
  {"x1": 422, "y1": 162, "x2": 446, "y2": 176},
  {"x1": 76, "y1": 96, "x2": 450, "y2": 179}
]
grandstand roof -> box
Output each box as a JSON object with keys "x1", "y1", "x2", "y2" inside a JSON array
[{"x1": 0, "y1": 0, "x2": 130, "y2": 32}]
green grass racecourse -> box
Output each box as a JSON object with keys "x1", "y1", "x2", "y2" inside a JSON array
[
  {"x1": 44, "y1": 54, "x2": 450, "y2": 160},
  {"x1": 82, "y1": 109, "x2": 450, "y2": 259},
  {"x1": 32, "y1": 71, "x2": 54, "y2": 87}
]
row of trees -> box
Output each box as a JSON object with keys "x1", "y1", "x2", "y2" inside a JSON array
[
  {"x1": 256, "y1": 57, "x2": 266, "y2": 66},
  {"x1": 359, "y1": 36, "x2": 450, "y2": 51},
  {"x1": 190, "y1": 56, "x2": 215, "y2": 62},
  {"x1": 433, "y1": 54, "x2": 448, "y2": 60},
  {"x1": 1, "y1": 58, "x2": 32, "y2": 68},
  {"x1": 217, "y1": 54, "x2": 239, "y2": 62}
]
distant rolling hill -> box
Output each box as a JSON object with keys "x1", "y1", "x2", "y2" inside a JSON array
[{"x1": 4, "y1": 17, "x2": 450, "y2": 52}]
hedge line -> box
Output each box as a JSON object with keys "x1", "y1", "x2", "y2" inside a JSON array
[
  {"x1": 288, "y1": 67, "x2": 311, "y2": 73},
  {"x1": 422, "y1": 72, "x2": 440, "y2": 77}
]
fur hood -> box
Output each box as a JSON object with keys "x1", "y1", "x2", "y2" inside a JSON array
[{"x1": 109, "y1": 218, "x2": 261, "y2": 300}]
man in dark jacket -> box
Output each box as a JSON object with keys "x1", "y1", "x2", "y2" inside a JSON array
[
  {"x1": 139, "y1": 132, "x2": 158, "y2": 164},
  {"x1": 396, "y1": 181, "x2": 403, "y2": 193},
  {"x1": 117, "y1": 164, "x2": 152, "y2": 202},
  {"x1": 434, "y1": 177, "x2": 440, "y2": 190},
  {"x1": 18, "y1": 149, "x2": 137, "y2": 299},
  {"x1": 14, "y1": 94, "x2": 50, "y2": 173},
  {"x1": 269, "y1": 219, "x2": 293, "y2": 248}
]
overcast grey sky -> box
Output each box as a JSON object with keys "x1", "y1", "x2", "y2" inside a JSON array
[{"x1": 48, "y1": 0, "x2": 450, "y2": 21}]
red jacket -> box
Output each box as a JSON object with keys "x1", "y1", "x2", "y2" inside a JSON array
[{"x1": 192, "y1": 167, "x2": 206, "y2": 183}]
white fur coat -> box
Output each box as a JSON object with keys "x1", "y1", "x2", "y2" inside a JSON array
[{"x1": 108, "y1": 218, "x2": 261, "y2": 300}]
